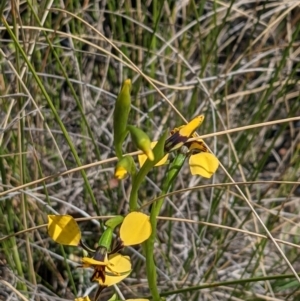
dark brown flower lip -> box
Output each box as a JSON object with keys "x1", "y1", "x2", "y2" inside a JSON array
[{"x1": 91, "y1": 265, "x2": 106, "y2": 283}]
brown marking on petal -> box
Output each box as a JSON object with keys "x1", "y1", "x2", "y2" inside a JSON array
[
  {"x1": 187, "y1": 141, "x2": 208, "y2": 154},
  {"x1": 164, "y1": 131, "x2": 189, "y2": 152}
]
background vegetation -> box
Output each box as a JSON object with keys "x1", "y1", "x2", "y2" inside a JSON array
[{"x1": 1, "y1": 0, "x2": 300, "y2": 300}]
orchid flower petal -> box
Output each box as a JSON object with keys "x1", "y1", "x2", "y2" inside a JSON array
[
  {"x1": 120, "y1": 212, "x2": 152, "y2": 246},
  {"x1": 47, "y1": 215, "x2": 81, "y2": 246},
  {"x1": 189, "y1": 153, "x2": 219, "y2": 178}
]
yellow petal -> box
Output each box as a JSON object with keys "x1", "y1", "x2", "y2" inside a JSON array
[
  {"x1": 98, "y1": 254, "x2": 131, "y2": 286},
  {"x1": 75, "y1": 297, "x2": 91, "y2": 301},
  {"x1": 114, "y1": 165, "x2": 128, "y2": 180},
  {"x1": 144, "y1": 147, "x2": 154, "y2": 161},
  {"x1": 47, "y1": 215, "x2": 81, "y2": 246},
  {"x1": 120, "y1": 212, "x2": 152, "y2": 246},
  {"x1": 179, "y1": 115, "x2": 204, "y2": 137},
  {"x1": 82, "y1": 256, "x2": 108, "y2": 267},
  {"x1": 108, "y1": 254, "x2": 131, "y2": 274},
  {"x1": 100, "y1": 272, "x2": 130, "y2": 286},
  {"x1": 189, "y1": 153, "x2": 219, "y2": 178},
  {"x1": 138, "y1": 142, "x2": 169, "y2": 167}
]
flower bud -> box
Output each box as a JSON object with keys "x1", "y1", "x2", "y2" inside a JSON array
[
  {"x1": 113, "y1": 79, "x2": 132, "y2": 159},
  {"x1": 127, "y1": 125, "x2": 154, "y2": 161},
  {"x1": 114, "y1": 155, "x2": 136, "y2": 180}
]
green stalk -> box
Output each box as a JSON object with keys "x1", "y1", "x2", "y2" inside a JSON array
[
  {"x1": 129, "y1": 131, "x2": 168, "y2": 211},
  {"x1": 145, "y1": 153, "x2": 186, "y2": 301}
]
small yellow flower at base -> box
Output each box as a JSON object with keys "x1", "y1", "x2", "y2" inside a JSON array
[
  {"x1": 75, "y1": 297, "x2": 91, "y2": 301},
  {"x1": 189, "y1": 152, "x2": 219, "y2": 178},
  {"x1": 114, "y1": 165, "x2": 127, "y2": 180},
  {"x1": 138, "y1": 142, "x2": 169, "y2": 167},
  {"x1": 120, "y1": 212, "x2": 152, "y2": 246},
  {"x1": 47, "y1": 215, "x2": 81, "y2": 246}
]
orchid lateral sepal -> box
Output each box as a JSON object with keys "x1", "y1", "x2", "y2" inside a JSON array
[{"x1": 47, "y1": 215, "x2": 81, "y2": 246}]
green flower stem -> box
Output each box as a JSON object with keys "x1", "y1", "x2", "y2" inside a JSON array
[
  {"x1": 145, "y1": 153, "x2": 186, "y2": 301},
  {"x1": 129, "y1": 131, "x2": 168, "y2": 211}
]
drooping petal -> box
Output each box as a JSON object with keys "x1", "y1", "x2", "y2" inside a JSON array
[
  {"x1": 82, "y1": 256, "x2": 108, "y2": 267},
  {"x1": 120, "y1": 212, "x2": 152, "y2": 246},
  {"x1": 138, "y1": 142, "x2": 169, "y2": 167},
  {"x1": 189, "y1": 153, "x2": 219, "y2": 178},
  {"x1": 47, "y1": 215, "x2": 81, "y2": 246},
  {"x1": 100, "y1": 272, "x2": 130, "y2": 286},
  {"x1": 107, "y1": 254, "x2": 131, "y2": 274}
]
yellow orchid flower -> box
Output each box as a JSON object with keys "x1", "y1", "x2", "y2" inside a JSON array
[
  {"x1": 138, "y1": 116, "x2": 219, "y2": 178},
  {"x1": 185, "y1": 139, "x2": 219, "y2": 178},
  {"x1": 164, "y1": 115, "x2": 205, "y2": 152}
]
